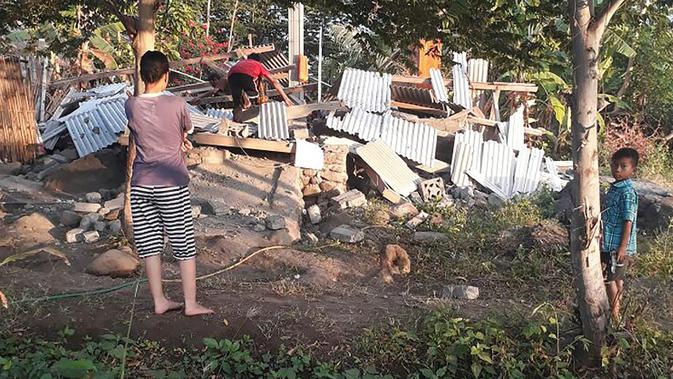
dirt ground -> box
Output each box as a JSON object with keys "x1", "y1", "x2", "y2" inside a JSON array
[{"x1": 0, "y1": 152, "x2": 447, "y2": 358}]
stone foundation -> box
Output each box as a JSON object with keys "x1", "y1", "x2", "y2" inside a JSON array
[{"x1": 300, "y1": 145, "x2": 349, "y2": 206}]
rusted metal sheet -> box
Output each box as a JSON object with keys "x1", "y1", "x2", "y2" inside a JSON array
[
  {"x1": 337, "y1": 68, "x2": 392, "y2": 112},
  {"x1": 258, "y1": 101, "x2": 289, "y2": 140},
  {"x1": 391, "y1": 84, "x2": 437, "y2": 106}
]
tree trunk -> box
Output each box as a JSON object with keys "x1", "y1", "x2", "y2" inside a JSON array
[
  {"x1": 122, "y1": 0, "x2": 157, "y2": 243},
  {"x1": 569, "y1": 0, "x2": 625, "y2": 366}
]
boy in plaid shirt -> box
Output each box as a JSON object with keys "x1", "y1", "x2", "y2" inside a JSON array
[{"x1": 601, "y1": 148, "x2": 639, "y2": 321}]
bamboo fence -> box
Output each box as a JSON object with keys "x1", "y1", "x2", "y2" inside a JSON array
[{"x1": 0, "y1": 57, "x2": 40, "y2": 163}]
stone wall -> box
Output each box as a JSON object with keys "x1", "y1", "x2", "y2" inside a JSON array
[{"x1": 300, "y1": 145, "x2": 349, "y2": 206}]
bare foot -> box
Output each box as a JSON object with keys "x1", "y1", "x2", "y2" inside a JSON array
[
  {"x1": 185, "y1": 303, "x2": 214, "y2": 316},
  {"x1": 154, "y1": 299, "x2": 183, "y2": 315}
]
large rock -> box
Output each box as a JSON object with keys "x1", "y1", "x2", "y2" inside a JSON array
[
  {"x1": 66, "y1": 228, "x2": 85, "y2": 243},
  {"x1": 3, "y1": 213, "x2": 56, "y2": 247},
  {"x1": 390, "y1": 202, "x2": 419, "y2": 220},
  {"x1": 86, "y1": 249, "x2": 139, "y2": 277},
  {"x1": 330, "y1": 225, "x2": 364, "y2": 243},
  {"x1": 331, "y1": 189, "x2": 367, "y2": 209},
  {"x1": 103, "y1": 195, "x2": 124, "y2": 211},
  {"x1": 442, "y1": 285, "x2": 480, "y2": 300},
  {"x1": 413, "y1": 231, "x2": 449, "y2": 243},
  {"x1": 109, "y1": 220, "x2": 122, "y2": 235},
  {"x1": 60, "y1": 210, "x2": 82, "y2": 227},
  {"x1": 266, "y1": 214, "x2": 287, "y2": 230},
  {"x1": 319, "y1": 212, "x2": 353, "y2": 234},
  {"x1": 79, "y1": 213, "x2": 103, "y2": 231},
  {"x1": 74, "y1": 202, "x2": 101, "y2": 214},
  {"x1": 85, "y1": 192, "x2": 102, "y2": 204}
]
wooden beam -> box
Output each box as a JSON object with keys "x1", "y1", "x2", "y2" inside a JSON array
[
  {"x1": 470, "y1": 82, "x2": 538, "y2": 93},
  {"x1": 286, "y1": 100, "x2": 343, "y2": 119},
  {"x1": 192, "y1": 134, "x2": 295, "y2": 153},
  {"x1": 391, "y1": 101, "x2": 448, "y2": 117},
  {"x1": 50, "y1": 54, "x2": 234, "y2": 88},
  {"x1": 193, "y1": 83, "x2": 318, "y2": 105},
  {"x1": 235, "y1": 44, "x2": 275, "y2": 58},
  {"x1": 466, "y1": 116, "x2": 549, "y2": 136}
]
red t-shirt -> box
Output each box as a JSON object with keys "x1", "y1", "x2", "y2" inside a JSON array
[{"x1": 227, "y1": 59, "x2": 271, "y2": 79}]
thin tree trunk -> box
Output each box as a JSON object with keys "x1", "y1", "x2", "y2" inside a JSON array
[
  {"x1": 227, "y1": 0, "x2": 239, "y2": 52},
  {"x1": 569, "y1": 0, "x2": 625, "y2": 366},
  {"x1": 123, "y1": 0, "x2": 157, "y2": 243}
]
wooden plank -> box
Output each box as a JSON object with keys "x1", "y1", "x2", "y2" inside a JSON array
[
  {"x1": 49, "y1": 54, "x2": 234, "y2": 88},
  {"x1": 286, "y1": 100, "x2": 343, "y2": 119},
  {"x1": 192, "y1": 134, "x2": 295, "y2": 153},
  {"x1": 235, "y1": 44, "x2": 275, "y2": 58},
  {"x1": 391, "y1": 74, "x2": 449, "y2": 88},
  {"x1": 391, "y1": 101, "x2": 448, "y2": 117},
  {"x1": 466, "y1": 116, "x2": 548, "y2": 136},
  {"x1": 193, "y1": 83, "x2": 317, "y2": 105},
  {"x1": 470, "y1": 82, "x2": 538, "y2": 93}
]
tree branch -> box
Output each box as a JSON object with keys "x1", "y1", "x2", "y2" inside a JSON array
[
  {"x1": 101, "y1": 0, "x2": 138, "y2": 37},
  {"x1": 590, "y1": 0, "x2": 627, "y2": 39}
]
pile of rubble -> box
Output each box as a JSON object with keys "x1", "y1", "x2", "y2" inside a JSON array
[{"x1": 62, "y1": 191, "x2": 124, "y2": 244}]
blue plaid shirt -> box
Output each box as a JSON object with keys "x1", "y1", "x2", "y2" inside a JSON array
[{"x1": 601, "y1": 179, "x2": 638, "y2": 255}]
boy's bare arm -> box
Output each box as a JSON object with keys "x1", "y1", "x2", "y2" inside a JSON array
[
  {"x1": 617, "y1": 220, "x2": 633, "y2": 263},
  {"x1": 265, "y1": 75, "x2": 293, "y2": 106}
]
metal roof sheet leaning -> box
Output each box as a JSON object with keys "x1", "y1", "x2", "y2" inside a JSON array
[
  {"x1": 429, "y1": 68, "x2": 449, "y2": 103},
  {"x1": 356, "y1": 140, "x2": 421, "y2": 197},
  {"x1": 451, "y1": 52, "x2": 472, "y2": 109}
]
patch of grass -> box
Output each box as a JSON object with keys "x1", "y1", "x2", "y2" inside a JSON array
[
  {"x1": 634, "y1": 224, "x2": 673, "y2": 282},
  {"x1": 637, "y1": 143, "x2": 673, "y2": 188}
]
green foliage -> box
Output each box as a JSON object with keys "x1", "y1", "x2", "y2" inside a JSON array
[{"x1": 635, "y1": 222, "x2": 673, "y2": 281}]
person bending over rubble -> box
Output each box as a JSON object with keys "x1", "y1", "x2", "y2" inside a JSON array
[
  {"x1": 227, "y1": 53, "x2": 293, "y2": 121},
  {"x1": 125, "y1": 50, "x2": 213, "y2": 317}
]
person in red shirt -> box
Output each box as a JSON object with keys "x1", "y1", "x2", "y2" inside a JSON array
[{"x1": 227, "y1": 53, "x2": 293, "y2": 120}]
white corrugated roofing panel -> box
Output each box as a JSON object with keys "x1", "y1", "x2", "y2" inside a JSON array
[
  {"x1": 356, "y1": 140, "x2": 420, "y2": 197},
  {"x1": 258, "y1": 101, "x2": 289, "y2": 140},
  {"x1": 64, "y1": 97, "x2": 127, "y2": 157},
  {"x1": 205, "y1": 108, "x2": 234, "y2": 120},
  {"x1": 451, "y1": 141, "x2": 474, "y2": 187},
  {"x1": 326, "y1": 109, "x2": 437, "y2": 166},
  {"x1": 452, "y1": 52, "x2": 472, "y2": 109},
  {"x1": 429, "y1": 68, "x2": 449, "y2": 103},
  {"x1": 337, "y1": 68, "x2": 391, "y2": 112}
]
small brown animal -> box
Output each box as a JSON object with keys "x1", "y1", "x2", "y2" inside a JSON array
[{"x1": 380, "y1": 244, "x2": 411, "y2": 284}]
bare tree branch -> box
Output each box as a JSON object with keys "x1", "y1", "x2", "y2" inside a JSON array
[{"x1": 591, "y1": 0, "x2": 627, "y2": 38}]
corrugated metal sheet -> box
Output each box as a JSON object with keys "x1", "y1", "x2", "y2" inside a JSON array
[
  {"x1": 480, "y1": 141, "x2": 515, "y2": 196},
  {"x1": 468, "y1": 59, "x2": 489, "y2": 102},
  {"x1": 356, "y1": 140, "x2": 420, "y2": 197},
  {"x1": 452, "y1": 52, "x2": 472, "y2": 109},
  {"x1": 468, "y1": 59, "x2": 489, "y2": 84},
  {"x1": 380, "y1": 113, "x2": 437, "y2": 167},
  {"x1": 325, "y1": 109, "x2": 437, "y2": 166},
  {"x1": 507, "y1": 106, "x2": 525, "y2": 150},
  {"x1": 188, "y1": 113, "x2": 221, "y2": 134},
  {"x1": 258, "y1": 101, "x2": 289, "y2": 140},
  {"x1": 451, "y1": 129, "x2": 483, "y2": 186},
  {"x1": 205, "y1": 108, "x2": 234, "y2": 120},
  {"x1": 451, "y1": 141, "x2": 474, "y2": 187},
  {"x1": 391, "y1": 84, "x2": 437, "y2": 106},
  {"x1": 63, "y1": 96, "x2": 127, "y2": 157},
  {"x1": 429, "y1": 68, "x2": 449, "y2": 103},
  {"x1": 259, "y1": 50, "x2": 290, "y2": 71},
  {"x1": 337, "y1": 68, "x2": 391, "y2": 112}
]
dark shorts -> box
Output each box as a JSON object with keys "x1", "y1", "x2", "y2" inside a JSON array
[
  {"x1": 228, "y1": 73, "x2": 258, "y2": 109},
  {"x1": 601, "y1": 251, "x2": 629, "y2": 282}
]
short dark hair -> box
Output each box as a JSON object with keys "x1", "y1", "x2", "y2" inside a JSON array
[
  {"x1": 140, "y1": 51, "x2": 169, "y2": 84},
  {"x1": 612, "y1": 147, "x2": 640, "y2": 167},
  {"x1": 247, "y1": 53, "x2": 262, "y2": 62}
]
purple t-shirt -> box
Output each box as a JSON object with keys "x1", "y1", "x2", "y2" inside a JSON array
[{"x1": 125, "y1": 94, "x2": 193, "y2": 187}]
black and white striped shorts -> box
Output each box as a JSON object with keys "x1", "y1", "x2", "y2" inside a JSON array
[{"x1": 130, "y1": 185, "x2": 196, "y2": 260}]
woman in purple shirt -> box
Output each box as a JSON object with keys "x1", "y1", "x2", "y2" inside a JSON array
[{"x1": 125, "y1": 51, "x2": 213, "y2": 316}]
